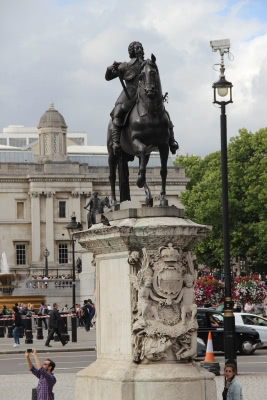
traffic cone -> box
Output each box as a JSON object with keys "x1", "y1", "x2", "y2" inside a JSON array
[
  {"x1": 204, "y1": 331, "x2": 216, "y2": 362},
  {"x1": 200, "y1": 332, "x2": 220, "y2": 376}
]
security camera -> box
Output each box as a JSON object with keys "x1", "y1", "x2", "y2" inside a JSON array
[{"x1": 210, "y1": 39, "x2": 230, "y2": 53}]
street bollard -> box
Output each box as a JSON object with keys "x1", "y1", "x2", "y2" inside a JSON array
[
  {"x1": 61, "y1": 314, "x2": 70, "y2": 342},
  {"x1": 36, "y1": 314, "x2": 44, "y2": 340},
  {"x1": 25, "y1": 316, "x2": 33, "y2": 344},
  {"x1": 54, "y1": 313, "x2": 69, "y2": 342},
  {"x1": 71, "y1": 314, "x2": 77, "y2": 343},
  {"x1": 0, "y1": 317, "x2": 4, "y2": 338},
  {"x1": 7, "y1": 316, "x2": 14, "y2": 338},
  {"x1": 19, "y1": 325, "x2": 24, "y2": 338}
]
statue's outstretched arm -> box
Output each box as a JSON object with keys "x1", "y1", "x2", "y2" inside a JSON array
[{"x1": 105, "y1": 61, "x2": 121, "y2": 81}]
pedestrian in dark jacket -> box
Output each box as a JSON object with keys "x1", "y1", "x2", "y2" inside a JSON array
[
  {"x1": 45, "y1": 303, "x2": 67, "y2": 347},
  {"x1": 82, "y1": 300, "x2": 92, "y2": 331},
  {"x1": 88, "y1": 299, "x2": 96, "y2": 328},
  {"x1": 12, "y1": 306, "x2": 22, "y2": 347}
]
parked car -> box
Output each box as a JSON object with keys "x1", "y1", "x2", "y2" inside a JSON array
[
  {"x1": 197, "y1": 308, "x2": 261, "y2": 355},
  {"x1": 234, "y1": 313, "x2": 267, "y2": 346},
  {"x1": 196, "y1": 337, "x2": 206, "y2": 358}
]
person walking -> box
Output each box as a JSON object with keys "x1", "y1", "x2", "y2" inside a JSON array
[
  {"x1": 25, "y1": 348, "x2": 56, "y2": 400},
  {"x1": 12, "y1": 306, "x2": 22, "y2": 347},
  {"x1": 88, "y1": 299, "x2": 96, "y2": 328},
  {"x1": 222, "y1": 363, "x2": 243, "y2": 400},
  {"x1": 82, "y1": 300, "x2": 92, "y2": 331},
  {"x1": 45, "y1": 303, "x2": 67, "y2": 347}
]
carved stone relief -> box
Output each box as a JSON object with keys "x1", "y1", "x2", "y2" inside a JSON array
[{"x1": 129, "y1": 243, "x2": 197, "y2": 363}]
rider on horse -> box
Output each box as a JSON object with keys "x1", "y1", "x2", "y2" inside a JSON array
[{"x1": 105, "y1": 41, "x2": 178, "y2": 156}]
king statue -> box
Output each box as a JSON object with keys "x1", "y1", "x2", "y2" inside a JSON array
[{"x1": 105, "y1": 41, "x2": 178, "y2": 156}]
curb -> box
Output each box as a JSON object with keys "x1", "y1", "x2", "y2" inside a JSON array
[{"x1": 0, "y1": 347, "x2": 96, "y2": 355}]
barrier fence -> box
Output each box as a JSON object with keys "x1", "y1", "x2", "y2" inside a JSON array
[{"x1": 0, "y1": 313, "x2": 76, "y2": 343}]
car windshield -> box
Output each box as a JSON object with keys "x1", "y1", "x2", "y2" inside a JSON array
[{"x1": 209, "y1": 313, "x2": 224, "y2": 327}]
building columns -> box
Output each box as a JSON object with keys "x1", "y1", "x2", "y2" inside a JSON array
[
  {"x1": 45, "y1": 192, "x2": 55, "y2": 263},
  {"x1": 72, "y1": 192, "x2": 81, "y2": 221},
  {"x1": 30, "y1": 192, "x2": 41, "y2": 263}
]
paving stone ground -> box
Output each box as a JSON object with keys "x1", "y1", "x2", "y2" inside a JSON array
[
  {"x1": 1, "y1": 328, "x2": 267, "y2": 399},
  {"x1": 2, "y1": 373, "x2": 267, "y2": 400}
]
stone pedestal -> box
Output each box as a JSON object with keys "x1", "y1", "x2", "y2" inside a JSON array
[{"x1": 75, "y1": 208, "x2": 216, "y2": 400}]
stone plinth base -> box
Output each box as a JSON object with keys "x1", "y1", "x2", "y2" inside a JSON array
[
  {"x1": 75, "y1": 209, "x2": 215, "y2": 400},
  {"x1": 75, "y1": 359, "x2": 216, "y2": 400}
]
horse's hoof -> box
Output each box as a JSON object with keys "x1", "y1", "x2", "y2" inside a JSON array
[
  {"x1": 137, "y1": 175, "x2": 145, "y2": 188},
  {"x1": 146, "y1": 197, "x2": 153, "y2": 207}
]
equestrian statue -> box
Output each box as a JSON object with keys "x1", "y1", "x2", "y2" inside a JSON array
[{"x1": 106, "y1": 41, "x2": 179, "y2": 206}]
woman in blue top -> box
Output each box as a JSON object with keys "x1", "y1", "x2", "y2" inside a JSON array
[{"x1": 223, "y1": 363, "x2": 243, "y2": 400}]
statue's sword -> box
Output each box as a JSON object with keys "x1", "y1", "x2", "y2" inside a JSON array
[{"x1": 114, "y1": 63, "x2": 130, "y2": 100}]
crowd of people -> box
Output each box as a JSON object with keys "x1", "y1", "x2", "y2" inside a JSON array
[
  {"x1": 26, "y1": 275, "x2": 74, "y2": 289},
  {"x1": 0, "y1": 297, "x2": 96, "y2": 348}
]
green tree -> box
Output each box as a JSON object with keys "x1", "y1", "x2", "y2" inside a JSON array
[{"x1": 174, "y1": 128, "x2": 267, "y2": 271}]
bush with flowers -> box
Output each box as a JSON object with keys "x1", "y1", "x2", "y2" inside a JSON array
[
  {"x1": 194, "y1": 276, "x2": 224, "y2": 306},
  {"x1": 194, "y1": 274, "x2": 266, "y2": 308},
  {"x1": 232, "y1": 275, "x2": 266, "y2": 307}
]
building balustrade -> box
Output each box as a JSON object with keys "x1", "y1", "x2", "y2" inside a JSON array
[{"x1": 25, "y1": 279, "x2": 80, "y2": 291}]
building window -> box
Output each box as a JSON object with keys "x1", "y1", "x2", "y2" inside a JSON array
[
  {"x1": 9, "y1": 138, "x2": 27, "y2": 147},
  {"x1": 59, "y1": 201, "x2": 66, "y2": 218},
  {"x1": 16, "y1": 202, "x2": 25, "y2": 220},
  {"x1": 16, "y1": 244, "x2": 26, "y2": 265},
  {"x1": 29, "y1": 138, "x2": 38, "y2": 144},
  {"x1": 71, "y1": 137, "x2": 84, "y2": 145},
  {"x1": 0, "y1": 138, "x2": 7, "y2": 145},
  {"x1": 59, "y1": 244, "x2": 68, "y2": 264}
]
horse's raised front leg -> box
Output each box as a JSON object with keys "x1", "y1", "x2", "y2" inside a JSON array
[
  {"x1": 132, "y1": 138, "x2": 146, "y2": 188},
  {"x1": 159, "y1": 144, "x2": 169, "y2": 206}
]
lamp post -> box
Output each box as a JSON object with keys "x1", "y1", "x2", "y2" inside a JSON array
[
  {"x1": 211, "y1": 39, "x2": 236, "y2": 366},
  {"x1": 43, "y1": 248, "x2": 50, "y2": 278},
  {"x1": 66, "y1": 213, "x2": 83, "y2": 343}
]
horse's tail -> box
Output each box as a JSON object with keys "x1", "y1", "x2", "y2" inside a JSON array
[{"x1": 118, "y1": 152, "x2": 131, "y2": 202}]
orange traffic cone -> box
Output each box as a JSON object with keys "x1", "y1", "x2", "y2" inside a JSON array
[
  {"x1": 200, "y1": 332, "x2": 220, "y2": 376},
  {"x1": 204, "y1": 331, "x2": 216, "y2": 362}
]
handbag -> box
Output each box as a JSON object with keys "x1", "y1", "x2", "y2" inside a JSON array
[{"x1": 32, "y1": 388, "x2": 37, "y2": 400}]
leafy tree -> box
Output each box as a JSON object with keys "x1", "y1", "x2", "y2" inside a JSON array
[{"x1": 174, "y1": 128, "x2": 267, "y2": 272}]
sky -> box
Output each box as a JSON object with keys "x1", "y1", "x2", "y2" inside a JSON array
[{"x1": 1, "y1": 0, "x2": 267, "y2": 156}]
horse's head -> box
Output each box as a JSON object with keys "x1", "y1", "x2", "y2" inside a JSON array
[
  {"x1": 139, "y1": 54, "x2": 161, "y2": 99},
  {"x1": 103, "y1": 196, "x2": 111, "y2": 209}
]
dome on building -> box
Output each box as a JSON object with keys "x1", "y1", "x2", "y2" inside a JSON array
[{"x1": 38, "y1": 102, "x2": 67, "y2": 129}]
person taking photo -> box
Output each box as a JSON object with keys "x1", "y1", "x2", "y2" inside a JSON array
[{"x1": 25, "y1": 348, "x2": 56, "y2": 400}]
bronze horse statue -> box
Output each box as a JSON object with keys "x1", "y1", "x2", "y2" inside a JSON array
[{"x1": 107, "y1": 54, "x2": 172, "y2": 206}]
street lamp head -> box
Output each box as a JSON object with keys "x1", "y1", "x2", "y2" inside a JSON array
[
  {"x1": 43, "y1": 248, "x2": 50, "y2": 258},
  {"x1": 66, "y1": 212, "x2": 83, "y2": 239},
  {"x1": 212, "y1": 75, "x2": 233, "y2": 103}
]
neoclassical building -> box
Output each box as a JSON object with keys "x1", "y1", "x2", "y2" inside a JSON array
[{"x1": 0, "y1": 103, "x2": 189, "y2": 302}]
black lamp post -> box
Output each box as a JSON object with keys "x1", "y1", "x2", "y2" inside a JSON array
[
  {"x1": 66, "y1": 213, "x2": 83, "y2": 343},
  {"x1": 43, "y1": 248, "x2": 50, "y2": 278},
  {"x1": 212, "y1": 46, "x2": 236, "y2": 366}
]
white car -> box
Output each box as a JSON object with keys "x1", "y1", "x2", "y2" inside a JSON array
[{"x1": 234, "y1": 313, "x2": 267, "y2": 345}]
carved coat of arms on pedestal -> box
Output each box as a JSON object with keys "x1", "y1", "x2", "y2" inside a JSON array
[{"x1": 129, "y1": 243, "x2": 198, "y2": 363}]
